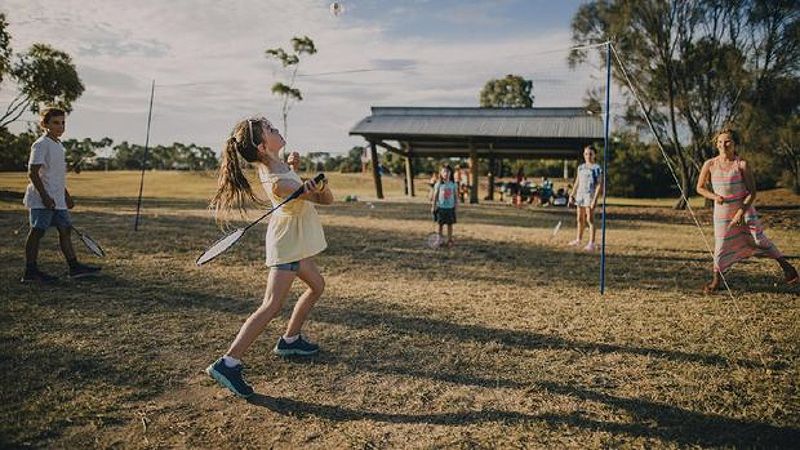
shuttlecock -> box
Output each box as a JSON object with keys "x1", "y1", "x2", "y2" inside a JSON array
[
  {"x1": 330, "y1": 2, "x2": 345, "y2": 16},
  {"x1": 552, "y1": 220, "x2": 562, "y2": 237}
]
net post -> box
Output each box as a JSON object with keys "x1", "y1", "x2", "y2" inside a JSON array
[
  {"x1": 600, "y1": 42, "x2": 611, "y2": 295},
  {"x1": 134, "y1": 80, "x2": 156, "y2": 231}
]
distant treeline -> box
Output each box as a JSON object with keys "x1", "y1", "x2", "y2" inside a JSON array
[
  {"x1": 0, "y1": 129, "x2": 218, "y2": 172},
  {"x1": 0, "y1": 130, "x2": 375, "y2": 175}
]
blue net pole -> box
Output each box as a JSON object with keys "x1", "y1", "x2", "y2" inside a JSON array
[{"x1": 600, "y1": 42, "x2": 611, "y2": 294}]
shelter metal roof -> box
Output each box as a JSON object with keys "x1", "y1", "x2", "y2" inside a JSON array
[{"x1": 349, "y1": 107, "x2": 604, "y2": 159}]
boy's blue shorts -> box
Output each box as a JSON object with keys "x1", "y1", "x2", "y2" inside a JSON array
[{"x1": 29, "y1": 208, "x2": 72, "y2": 230}]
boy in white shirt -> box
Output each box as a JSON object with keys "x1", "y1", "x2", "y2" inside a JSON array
[{"x1": 21, "y1": 107, "x2": 100, "y2": 283}]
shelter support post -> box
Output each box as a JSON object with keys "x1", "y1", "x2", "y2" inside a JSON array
[
  {"x1": 405, "y1": 146, "x2": 415, "y2": 197},
  {"x1": 370, "y1": 141, "x2": 384, "y2": 199},
  {"x1": 469, "y1": 144, "x2": 478, "y2": 204},
  {"x1": 486, "y1": 154, "x2": 495, "y2": 201}
]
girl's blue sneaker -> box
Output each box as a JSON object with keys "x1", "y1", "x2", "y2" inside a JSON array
[
  {"x1": 206, "y1": 358, "x2": 254, "y2": 398},
  {"x1": 273, "y1": 335, "x2": 319, "y2": 356}
]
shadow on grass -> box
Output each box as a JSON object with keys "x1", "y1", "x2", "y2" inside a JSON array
[
  {"x1": 6, "y1": 266, "x2": 764, "y2": 371},
  {"x1": 77, "y1": 195, "x2": 210, "y2": 210},
  {"x1": 247, "y1": 383, "x2": 800, "y2": 447},
  {"x1": 309, "y1": 304, "x2": 765, "y2": 370},
  {"x1": 1, "y1": 202, "x2": 792, "y2": 297},
  {"x1": 2, "y1": 193, "x2": 798, "y2": 447}
]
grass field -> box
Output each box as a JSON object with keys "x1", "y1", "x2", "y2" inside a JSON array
[{"x1": 1, "y1": 171, "x2": 798, "y2": 448}]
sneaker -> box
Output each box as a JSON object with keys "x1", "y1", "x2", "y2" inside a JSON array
[
  {"x1": 567, "y1": 239, "x2": 581, "y2": 247},
  {"x1": 785, "y1": 267, "x2": 799, "y2": 286},
  {"x1": 205, "y1": 358, "x2": 254, "y2": 398},
  {"x1": 20, "y1": 267, "x2": 58, "y2": 284},
  {"x1": 273, "y1": 335, "x2": 320, "y2": 356},
  {"x1": 69, "y1": 263, "x2": 101, "y2": 279},
  {"x1": 583, "y1": 242, "x2": 596, "y2": 252}
]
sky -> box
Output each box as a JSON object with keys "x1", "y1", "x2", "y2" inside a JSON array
[{"x1": 1, "y1": 0, "x2": 602, "y2": 156}]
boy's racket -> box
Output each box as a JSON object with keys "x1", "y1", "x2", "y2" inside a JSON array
[
  {"x1": 72, "y1": 226, "x2": 106, "y2": 258},
  {"x1": 196, "y1": 173, "x2": 325, "y2": 266}
]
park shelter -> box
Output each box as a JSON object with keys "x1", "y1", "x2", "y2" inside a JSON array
[{"x1": 349, "y1": 106, "x2": 604, "y2": 202}]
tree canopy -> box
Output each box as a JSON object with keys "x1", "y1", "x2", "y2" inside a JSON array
[
  {"x1": 570, "y1": 0, "x2": 800, "y2": 202},
  {"x1": 265, "y1": 36, "x2": 317, "y2": 141},
  {"x1": 0, "y1": 13, "x2": 84, "y2": 128},
  {"x1": 479, "y1": 74, "x2": 534, "y2": 108}
]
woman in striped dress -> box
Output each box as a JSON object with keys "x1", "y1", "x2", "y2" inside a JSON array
[{"x1": 696, "y1": 128, "x2": 798, "y2": 293}]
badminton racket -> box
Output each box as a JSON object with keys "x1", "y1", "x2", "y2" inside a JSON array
[
  {"x1": 72, "y1": 226, "x2": 106, "y2": 257},
  {"x1": 196, "y1": 173, "x2": 325, "y2": 266},
  {"x1": 425, "y1": 208, "x2": 443, "y2": 249}
]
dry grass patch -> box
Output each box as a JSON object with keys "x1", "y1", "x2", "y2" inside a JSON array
[{"x1": 0, "y1": 172, "x2": 798, "y2": 448}]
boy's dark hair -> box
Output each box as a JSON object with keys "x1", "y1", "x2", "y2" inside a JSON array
[
  {"x1": 585, "y1": 144, "x2": 597, "y2": 152},
  {"x1": 40, "y1": 107, "x2": 66, "y2": 125}
]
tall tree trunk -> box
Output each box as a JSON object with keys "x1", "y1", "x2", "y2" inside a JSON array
[{"x1": 672, "y1": 154, "x2": 694, "y2": 210}]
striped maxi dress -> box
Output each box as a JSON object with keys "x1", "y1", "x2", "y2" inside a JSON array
[{"x1": 711, "y1": 157, "x2": 783, "y2": 273}]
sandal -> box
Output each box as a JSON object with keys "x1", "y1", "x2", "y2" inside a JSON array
[{"x1": 702, "y1": 278, "x2": 720, "y2": 294}]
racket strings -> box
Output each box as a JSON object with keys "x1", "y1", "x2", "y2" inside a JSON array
[{"x1": 74, "y1": 228, "x2": 106, "y2": 257}]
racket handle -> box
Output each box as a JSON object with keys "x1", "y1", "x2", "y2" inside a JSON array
[{"x1": 288, "y1": 173, "x2": 327, "y2": 200}]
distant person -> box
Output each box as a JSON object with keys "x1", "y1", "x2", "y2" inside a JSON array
[
  {"x1": 287, "y1": 150, "x2": 301, "y2": 172},
  {"x1": 455, "y1": 166, "x2": 470, "y2": 203},
  {"x1": 431, "y1": 164, "x2": 458, "y2": 247},
  {"x1": 461, "y1": 166, "x2": 471, "y2": 201},
  {"x1": 205, "y1": 116, "x2": 333, "y2": 398},
  {"x1": 696, "y1": 127, "x2": 797, "y2": 293},
  {"x1": 428, "y1": 171, "x2": 440, "y2": 201},
  {"x1": 21, "y1": 107, "x2": 101, "y2": 283},
  {"x1": 552, "y1": 188, "x2": 568, "y2": 206},
  {"x1": 568, "y1": 145, "x2": 603, "y2": 251},
  {"x1": 540, "y1": 176, "x2": 554, "y2": 206},
  {"x1": 514, "y1": 168, "x2": 525, "y2": 207}
]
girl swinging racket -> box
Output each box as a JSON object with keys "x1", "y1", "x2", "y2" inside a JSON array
[{"x1": 205, "y1": 117, "x2": 333, "y2": 398}]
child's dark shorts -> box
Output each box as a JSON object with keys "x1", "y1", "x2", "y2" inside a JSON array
[{"x1": 435, "y1": 208, "x2": 456, "y2": 225}]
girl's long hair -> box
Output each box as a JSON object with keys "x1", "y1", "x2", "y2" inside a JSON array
[{"x1": 210, "y1": 119, "x2": 268, "y2": 222}]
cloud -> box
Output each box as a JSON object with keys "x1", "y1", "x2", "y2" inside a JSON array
[
  {"x1": 0, "y1": 0, "x2": 598, "y2": 155},
  {"x1": 79, "y1": 38, "x2": 170, "y2": 58}
]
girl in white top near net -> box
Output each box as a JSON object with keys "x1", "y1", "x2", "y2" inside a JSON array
[{"x1": 568, "y1": 145, "x2": 604, "y2": 252}]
